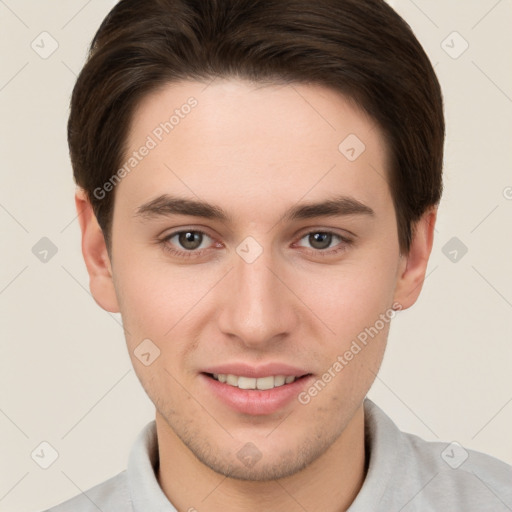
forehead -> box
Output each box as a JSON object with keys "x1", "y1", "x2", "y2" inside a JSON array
[{"x1": 118, "y1": 78, "x2": 391, "y2": 217}]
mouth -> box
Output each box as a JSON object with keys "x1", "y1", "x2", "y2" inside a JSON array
[
  {"x1": 204, "y1": 372, "x2": 311, "y2": 390},
  {"x1": 200, "y1": 362, "x2": 314, "y2": 415}
]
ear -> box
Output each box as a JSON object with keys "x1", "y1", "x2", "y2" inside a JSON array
[
  {"x1": 75, "y1": 188, "x2": 120, "y2": 313},
  {"x1": 393, "y1": 207, "x2": 437, "y2": 310}
]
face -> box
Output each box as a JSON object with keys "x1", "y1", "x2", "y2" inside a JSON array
[{"x1": 86, "y1": 78, "x2": 428, "y2": 481}]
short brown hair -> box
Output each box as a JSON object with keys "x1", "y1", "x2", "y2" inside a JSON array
[{"x1": 68, "y1": 0, "x2": 444, "y2": 253}]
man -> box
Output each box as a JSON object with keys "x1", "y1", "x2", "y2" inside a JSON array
[{"x1": 44, "y1": 0, "x2": 512, "y2": 510}]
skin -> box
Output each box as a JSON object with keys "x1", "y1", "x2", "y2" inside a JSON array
[{"x1": 77, "y1": 79, "x2": 436, "y2": 512}]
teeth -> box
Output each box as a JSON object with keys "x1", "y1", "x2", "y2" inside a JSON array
[
  {"x1": 226, "y1": 374, "x2": 238, "y2": 386},
  {"x1": 238, "y1": 376, "x2": 256, "y2": 389},
  {"x1": 256, "y1": 376, "x2": 274, "y2": 390},
  {"x1": 274, "y1": 375, "x2": 286, "y2": 386},
  {"x1": 212, "y1": 374, "x2": 298, "y2": 390}
]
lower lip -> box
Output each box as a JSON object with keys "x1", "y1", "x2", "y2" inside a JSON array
[{"x1": 200, "y1": 373, "x2": 313, "y2": 416}]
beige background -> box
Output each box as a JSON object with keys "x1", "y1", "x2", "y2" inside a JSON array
[{"x1": 1, "y1": 1, "x2": 511, "y2": 511}]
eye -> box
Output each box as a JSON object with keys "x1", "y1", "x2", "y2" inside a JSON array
[
  {"x1": 159, "y1": 229, "x2": 216, "y2": 258},
  {"x1": 171, "y1": 230, "x2": 210, "y2": 250},
  {"x1": 295, "y1": 230, "x2": 352, "y2": 256},
  {"x1": 300, "y1": 232, "x2": 336, "y2": 250},
  {"x1": 158, "y1": 228, "x2": 353, "y2": 260}
]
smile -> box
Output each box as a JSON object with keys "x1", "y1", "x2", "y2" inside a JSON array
[
  {"x1": 202, "y1": 371, "x2": 314, "y2": 415},
  {"x1": 209, "y1": 373, "x2": 300, "y2": 390}
]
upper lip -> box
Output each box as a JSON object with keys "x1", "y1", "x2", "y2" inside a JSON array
[{"x1": 202, "y1": 362, "x2": 311, "y2": 379}]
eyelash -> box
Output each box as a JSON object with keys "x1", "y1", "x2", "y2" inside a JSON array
[{"x1": 158, "y1": 229, "x2": 353, "y2": 259}]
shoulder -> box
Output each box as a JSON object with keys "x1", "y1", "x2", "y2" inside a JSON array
[
  {"x1": 39, "y1": 420, "x2": 168, "y2": 512},
  {"x1": 41, "y1": 470, "x2": 132, "y2": 512},
  {"x1": 359, "y1": 399, "x2": 512, "y2": 511},
  {"x1": 400, "y1": 430, "x2": 512, "y2": 508}
]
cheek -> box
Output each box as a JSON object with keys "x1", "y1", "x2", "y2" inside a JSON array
[
  {"x1": 113, "y1": 257, "x2": 186, "y2": 340},
  {"x1": 112, "y1": 250, "x2": 225, "y2": 358},
  {"x1": 294, "y1": 257, "x2": 397, "y2": 341}
]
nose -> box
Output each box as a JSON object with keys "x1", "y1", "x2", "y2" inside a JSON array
[{"x1": 216, "y1": 244, "x2": 299, "y2": 349}]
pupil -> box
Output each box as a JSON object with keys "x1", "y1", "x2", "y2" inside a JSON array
[
  {"x1": 180, "y1": 231, "x2": 201, "y2": 250},
  {"x1": 310, "y1": 232, "x2": 331, "y2": 250}
]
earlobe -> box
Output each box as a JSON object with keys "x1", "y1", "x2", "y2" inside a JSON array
[
  {"x1": 393, "y1": 207, "x2": 437, "y2": 310},
  {"x1": 75, "y1": 188, "x2": 120, "y2": 313}
]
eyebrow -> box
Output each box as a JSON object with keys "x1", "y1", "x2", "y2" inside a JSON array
[{"x1": 134, "y1": 194, "x2": 375, "y2": 223}]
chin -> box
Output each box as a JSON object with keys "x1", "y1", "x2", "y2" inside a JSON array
[
  {"x1": 187, "y1": 429, "x2": 338, "y2": 482},
  {"x1": 201, "y1": 453, "x2": 312, "y2": 482}
]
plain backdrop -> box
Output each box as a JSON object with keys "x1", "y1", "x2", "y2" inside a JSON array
[{"x1": 1, "y1": 1, "x2": 511, "y2": 511}]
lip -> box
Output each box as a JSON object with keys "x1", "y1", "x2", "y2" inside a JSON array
[
  {"x1": 200, "y1": 363, "x2": 314, "y2": 416},
  {"x1": 202, "y1": 362, "x2": 310, "y2": 379}
]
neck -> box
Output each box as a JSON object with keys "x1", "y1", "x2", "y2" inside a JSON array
[{"x1": 155, "y1": 405, "x2": 367, "y2": 512}]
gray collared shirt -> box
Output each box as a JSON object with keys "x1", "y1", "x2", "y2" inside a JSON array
[{"x1": 42, "y1": 399, "x2": 512, "y2": 511}]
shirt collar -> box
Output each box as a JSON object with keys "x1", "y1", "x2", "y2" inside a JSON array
[
  {"x1": 347, "y1": 398, "x2": 400, "y2": 511},
  {"x1": 127, "y1": 419, "x2": 177, "y2": 511}
]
